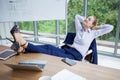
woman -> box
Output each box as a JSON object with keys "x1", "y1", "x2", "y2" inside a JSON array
[
  {"x1": 9, "y1": 14, "x2": 113, "y2": 61},
  {"x1": 72, "y1": 14, "x2": 113, "y2": 58}
]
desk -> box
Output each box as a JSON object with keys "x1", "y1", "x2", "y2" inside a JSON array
[{"x1": 0, "y1": 45, "x2": 120, "y2": 80}]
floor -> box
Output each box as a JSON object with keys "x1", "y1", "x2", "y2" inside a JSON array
[{"x1": 98, "y1": 54, "x2": 120, "y2": 69}]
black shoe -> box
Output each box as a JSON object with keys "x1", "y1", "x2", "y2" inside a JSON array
[
  {"x1": 6, "y1": 37, "x2": 20, "y2": 55},
  {"x1": 10, "y1": 25, "x2": 20, "y2": 42},
  {"x1": 9, "y1": 25, "x2": 20, "y2": 55}
]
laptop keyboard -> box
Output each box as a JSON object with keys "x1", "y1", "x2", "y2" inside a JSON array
[
  {"x1": 18, "y1": 60, "x2": 47, "y2": 69},
  {"x1": 36, "y1": 64, "x2": 45, "y2": 69},
  {"x1": 19, "y1": 63, "x2": 45, "y2": 69},
  {"x1": 28, "y1": 64, "x2": 45, "y2": 69}
]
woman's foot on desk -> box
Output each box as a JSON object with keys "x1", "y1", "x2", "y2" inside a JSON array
[
  {"x1": 14, "y1": 32, "x2": 28, "y2": 48},
  {"x1": 10, "y1": 25, "x2": 28, "y2": 53}
]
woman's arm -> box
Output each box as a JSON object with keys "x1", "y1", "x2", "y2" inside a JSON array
[
  {"x1": 94, "y1": 24, "x2": 113, "y2": 38},
  {"x1": 75, "y1": 14, "x2": 85, "y2": 31}
]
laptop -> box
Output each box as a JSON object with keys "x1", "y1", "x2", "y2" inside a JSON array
[
  {"x1": 4, "y1": 60, "x2": 47, "y2": 71},
  {"x1": 0, "y1": 49, "x2": 15, "y2": 60}
]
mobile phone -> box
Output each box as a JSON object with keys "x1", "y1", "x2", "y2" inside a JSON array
[{"x1": 61, "y1": 58, "x2": 76, "y2": 66}]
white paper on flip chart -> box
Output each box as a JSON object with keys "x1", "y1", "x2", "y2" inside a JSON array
[{"x1": 51, "y1": 69, "x2": 86, "y2": 80}]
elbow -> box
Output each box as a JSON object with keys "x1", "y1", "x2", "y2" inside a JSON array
[
  {"x1": 75, "y1": 14, "x2": 85, "y2": 22},
  {"x1": 109, "y1": 25, "x2": 114, "y2": 32},
  {"x1": 75, "y1": 14, "x2": 79, "y2": 19},
  {"x1": 101, "y1": 24, "x2": 114, "y2": 32}
]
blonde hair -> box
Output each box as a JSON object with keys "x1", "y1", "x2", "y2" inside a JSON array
[{"x1": 91, "y1": 16, "x2": 98, "y2": 30}]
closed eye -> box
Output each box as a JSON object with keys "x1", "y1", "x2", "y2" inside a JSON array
[{"x1": 88, "y1": 18, "x2": 91, "y2": 21}]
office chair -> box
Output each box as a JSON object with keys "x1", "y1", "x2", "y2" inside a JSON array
[{"x1": 61, "y1": 33, "x2": 98, "y2": 64}]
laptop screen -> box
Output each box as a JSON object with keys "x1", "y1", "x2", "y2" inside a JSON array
[{"x1": 0, "y1": 49, "x2": 15, "y2": 60}]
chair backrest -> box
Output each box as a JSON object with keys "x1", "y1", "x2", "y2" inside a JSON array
[
  {"x1": 63, "y1": 33, "x2": 76, "y2": 45},
  {"x1": 63, "y1": 33, "x2": 98, "y2": 64}
]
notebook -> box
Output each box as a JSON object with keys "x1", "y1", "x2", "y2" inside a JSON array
[
  {"x1": 51, "y1": 69, "x2": 86, "y2": 80},
  {"x1": 4, "y1": 60, "x2": 47, "y2": 71},
  {"x1": 0, "y1": 49, "x2": 15, "y2": 60}
]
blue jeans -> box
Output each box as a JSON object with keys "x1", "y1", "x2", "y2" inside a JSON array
[{"x1": 25, "y1": 43, "x2": 83, "y2": 61}]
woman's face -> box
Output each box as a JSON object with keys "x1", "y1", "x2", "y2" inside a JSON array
[{"x1": 84, "y1": 16, "x2": 95, "y2": 29}]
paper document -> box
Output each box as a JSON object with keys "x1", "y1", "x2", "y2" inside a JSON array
[{"x1": 51, "y1": 69, "x2": 86, "y2": 80}]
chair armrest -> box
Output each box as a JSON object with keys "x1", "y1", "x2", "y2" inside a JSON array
[{"x1": 87, "y1": 49, "x2": 92, "y2": 55}]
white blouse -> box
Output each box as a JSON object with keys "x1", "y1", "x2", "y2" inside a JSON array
[{"x1": 71, "y1": 14, "x2": 113, "y2": 57}]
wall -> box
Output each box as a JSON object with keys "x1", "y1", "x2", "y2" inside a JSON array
[{"x1": 0, "y1": 22, "x2": 14, "y2": 45}]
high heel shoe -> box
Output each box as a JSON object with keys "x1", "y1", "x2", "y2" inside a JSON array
[
  {"x1": 9, "y1": 25, "x2": 20, "y2": 55},
  {"x1": 9, "y1": 25, "x2": 27, "y2": 54},
  {"x1": 6, "y1": 37, "x2": 20, "y2": 55},
  {"x1": 10, "y1": 25, "x2": 20, "y2": 42}
]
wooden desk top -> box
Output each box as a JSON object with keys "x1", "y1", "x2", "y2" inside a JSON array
[{"x1": 0, "y1": 45, "x2": 120, "y2": 80}]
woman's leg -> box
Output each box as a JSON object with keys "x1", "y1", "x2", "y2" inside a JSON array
[
  {"x1": 25, "y1": 43, "x2": 76, "y2": 60},
  {"x1": 13, "y1": 32, "x2": 28, "y2": 52},
  {"x1": 63, "y1": 48, "x2": 83, "y2": 61},
  {"x1": 12, "y1": 27, "x2": 77, "y2": 60},
  {"x1": 13, "y1": 32, "x2": 28, "y2": 48},
  {"x1": 13, "y1": 31, "x2": 75, "y2": 59}
]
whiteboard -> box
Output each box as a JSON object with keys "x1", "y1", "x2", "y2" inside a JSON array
[{"x1": 0, "y1": 0, "x2": 66, "y2": 22}]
